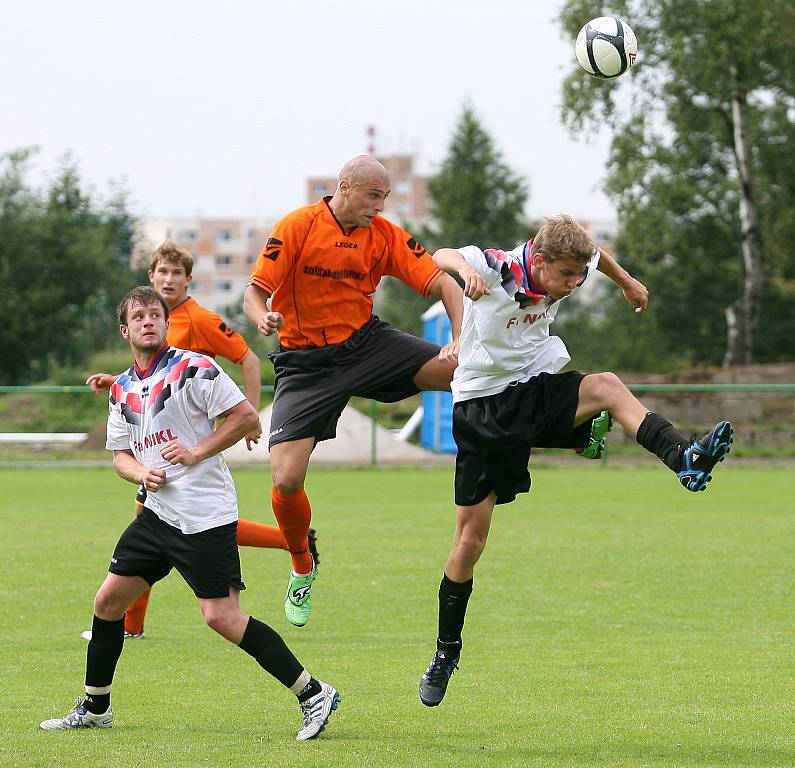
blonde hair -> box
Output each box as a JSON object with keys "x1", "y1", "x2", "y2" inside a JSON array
[
  {"x1": 530, "y1": 215, "x2": 595, "y2": 265},
  {"x1": 149, "y1": 240, "x2": 194, "y2": 276}
]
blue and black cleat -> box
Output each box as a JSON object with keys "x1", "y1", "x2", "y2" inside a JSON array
[
  {"x1": 419, "y1": 651, "x2": 459, "y2": 707},
  {"x1": 678, "y1": 420, "x2": 734, "y2": 492}
]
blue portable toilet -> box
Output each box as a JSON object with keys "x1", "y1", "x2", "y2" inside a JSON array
[{"x1": 421, "y1": 302, "x2": 456, "y2": 453}]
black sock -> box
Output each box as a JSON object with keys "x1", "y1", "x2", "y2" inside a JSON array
[
  {"x1": 636, "y1": 412, "x2": 690, "y2": 471},
  {"x1": 436, "y1": 573, "x2": 473, "y2": 657},
  {"x1": 238, "y1": 616, "x2": 304, "y2": 688},
  {"x1": 83, "y1": 692, "x2": 110, "y2": 714},
  {"x1": 296, "y1": 678, "x2": 322, "y2": 702},
  {"x1": 84, "y1": 615, "x2": 124, "y2": 713}
]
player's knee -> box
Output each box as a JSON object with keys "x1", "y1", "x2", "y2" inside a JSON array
[
  {"x1": 202, "y1": 608, "x2": 232, "y2": 636},
  {"x1": 273, "y1": 475, "x2": 304, "y2": 495},
  {"x1": 586, "y1": 371, "x2": 624, "y2": 404},
  {"x1": 454, "y1": 529, "x2": 488, "y2": 566},
  {"x1": 93, "y1": 590, "x2": 125, "y2": 620}
]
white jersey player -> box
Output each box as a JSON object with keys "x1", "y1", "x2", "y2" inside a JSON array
[
  {"x1": 41, "y1": 286, "x2": 341, "y2": 741},
  {"x1": 106, "y1": 346, "x2": 243, "y2": 533},
  {"x1": 417, "y1": 215, "x2": 733, "y2": 709}
]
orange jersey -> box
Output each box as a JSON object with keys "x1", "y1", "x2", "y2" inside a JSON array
[
  {"x1": 248, "y1": 198, "x2": 443, "y2": 349},
  {"x1": 166, "y1": 297, "x2": 250, "y2": 364}
]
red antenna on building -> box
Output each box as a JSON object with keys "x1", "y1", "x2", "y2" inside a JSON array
[{"x1": 366, "y1": 125, "x2": 377, "y2": 156}]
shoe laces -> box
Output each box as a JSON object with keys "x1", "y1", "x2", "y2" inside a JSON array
[
  {"x1": 62, "y1": 698, "x2": 89, "y2": 724},
  {"x1": 425, "y1": 652, "x2": 458, "y2": 685}
]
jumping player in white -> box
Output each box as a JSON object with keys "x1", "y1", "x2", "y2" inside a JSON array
[
  {"x1": 40, "y1": 287, "x2": 340, "y2": 741},
  {"x1": 418, "y1": 215, "x2": 734, "y2": 707}
]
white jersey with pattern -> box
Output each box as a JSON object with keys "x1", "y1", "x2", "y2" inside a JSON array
[
  {"x1": 452, "y1": 242, "x2": 600, "y2": 403},
  {"x1": 105, "y1": 346, "x2": 246, "y2": 534}
]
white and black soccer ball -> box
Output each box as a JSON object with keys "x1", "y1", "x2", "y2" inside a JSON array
[{"x1": 575, "y1": 16, "x2": 638, "y2": 79}]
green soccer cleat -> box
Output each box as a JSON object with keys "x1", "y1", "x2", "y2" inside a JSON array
[
  {"x1": 284, "y1": 562, "x2": 317, "y2": 627},
  {"x1": 577, "y1": 410, "x2": 612, "y2": 460}
]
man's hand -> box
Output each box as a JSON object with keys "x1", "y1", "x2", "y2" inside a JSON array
[
  {"x1": 257, "y1": 311, "x2": 284, "y2": 337},
  {"x1": 438, "y1": 340, "x2": 460, "y2": 364},
  {"x1": 138, "y1": 466, "x2": 167, "y2": 492},
  {"x1": 160, "y1": 440, "x2": 200, "y2": 466},
  {"x1": 459, "y1": 265, "x2": 490, "y2": 300},
  {"x1": 86, "y1": 373, "x2": 117, "y2": 392},
  {"x1": 245, "y1": 419, "x2": 263, "y2": 451},
  {"x1": 622, "y1": 277, "x2": 649, "y2": 314}
]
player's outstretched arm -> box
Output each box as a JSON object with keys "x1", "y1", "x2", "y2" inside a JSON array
[
  {"x1": 431, "y1": 249, "x2": 491, "y2": 362},
  {"x1": 243, "y1": 284, "x2": 283, "y2": 337},
  {"x1": 86, "y1": 372, "x2": 122, "y2": 392},
  {"x1": 596, "y1": 246, "x2": 649, "y2": 313},
  {"x1": 432, "y1": 249, "x2": 491, "y2": 300},
  {"x1": 238, "y1": 350, "x2": 263, "y2": 450},
  {"x1": 112, "y1": 449, "x2": 166, "y2": 491},
  {"x1": 160, "y1": 400, "x2": 259, "y2": 467}
]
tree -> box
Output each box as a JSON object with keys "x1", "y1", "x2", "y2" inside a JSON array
[
  {"x1": 559, "y1": 0, "x2": 795, "y2": 368},
  {"x1": 421, "y1": 104, "x2": 528, "y2": 252},
  {"x1": 378, "y1": 104, "x2": 529, "y2": 335},
  {"x1": 0, "y1": 149, "x2": 139, "y2": 383}
]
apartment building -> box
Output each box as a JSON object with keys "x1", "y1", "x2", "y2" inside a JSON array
[
  {"x1": 306, "y1": 152, "x2": 429, "y2": 224},
  {"x1": 134, "y1": 217, "x2": 275, "y2": 314}
]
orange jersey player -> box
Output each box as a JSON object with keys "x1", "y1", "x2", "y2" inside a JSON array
[
  {"x1": 82, "y1": 241, "x2": 318, "y2": 642},
  {"x1": 243, "y1": 154, "x2": 466, "y2": 628}
]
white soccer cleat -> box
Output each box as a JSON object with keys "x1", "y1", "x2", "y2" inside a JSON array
[
  {"x1": 81, "y1": 630, "x2": 145, "y2": 641},
  {"x1": 40, "y1": 699, "x2": 114, "y2": 730},
  {"x1": 296, "y1": 681, "x2": 340, "y2": 741}
]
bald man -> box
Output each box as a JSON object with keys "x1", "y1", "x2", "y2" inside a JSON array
[{"x1": 244, "y1": 155, "x2": 464, "y2": 627}]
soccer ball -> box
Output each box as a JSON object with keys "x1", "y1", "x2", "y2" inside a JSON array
[{"x1": 575, "y1": 16, "x2": 638, "y2": 79}]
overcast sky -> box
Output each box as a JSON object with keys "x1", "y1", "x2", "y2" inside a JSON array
[{"x1": 2, "y1": 0, "x2": 616, "y2": 223}]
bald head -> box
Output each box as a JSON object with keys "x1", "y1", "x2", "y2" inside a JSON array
[
  {"x1": 338, "y1": 155, "x2": 390, "y2": 187},
  {"x1": 328, "y1": 154, "x2": 391, "y2": 230}
]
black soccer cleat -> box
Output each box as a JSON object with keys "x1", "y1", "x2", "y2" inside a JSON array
[
  {"x1": 419, "y1": 651, "x2": 459, "y2": 707},
  {"x1": 677, "y1": 420, "x2": 734, "y2": 492},
  {"x1": 307, "y1": 527, "x2": 320, "y2": 566}
]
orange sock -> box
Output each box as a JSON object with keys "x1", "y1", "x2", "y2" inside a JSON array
[
  {"x1": 125, "y1": 588, "x2": 151, "y2": 635},
  {"x1": 271, "y1": 486, "x2": 313, "y2": 573},
  {"x1": 236, "y1": 518, "x2": 288, "y2": 549}
]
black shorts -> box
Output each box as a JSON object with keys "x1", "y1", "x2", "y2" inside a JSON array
[
  {"x1": 109, "y1": 508, "x2": 245, "y2": 599},
  {"x1": 453, "y1": 371, "x2": 595, "y2": 507},
  {"x1": 268, "y1": 316, "x2": 441, "y2": 447}
]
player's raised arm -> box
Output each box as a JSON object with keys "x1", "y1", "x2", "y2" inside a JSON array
[
  {"x1": 596, "y1": 246, "x2": 648, "y2": 313},
  {"x1": 86, "y1": 372, "x2": 122, "y2": 392},
  {"x1": 432, "y1": 249, "x2": 491, "y2": 300}
]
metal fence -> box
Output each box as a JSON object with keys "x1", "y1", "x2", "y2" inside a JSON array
[{"x1": 1, "y1": 383, "x2": 793, "y2": 467}]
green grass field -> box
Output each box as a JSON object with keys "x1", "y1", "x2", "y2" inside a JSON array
[{"x1": 1, "y1": 465, "x2": 792, "y2": 768}]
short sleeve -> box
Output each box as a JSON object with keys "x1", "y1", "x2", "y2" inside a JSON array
[
  {"x1": 189, "y1": 360, "x2": 247, "y2": 420},
  {"x1": 459, "y1": 246, "x2": 503, "y2": 289},
  {"x1": 248, "y1": 211, "x2": 308, "y2": 295},
  {"x1": 382, "y1": 223, "x2": 443, "y2": 297},
  {"x1": 105, "y1": 399, "x2": 131, "y2": 451},
  {"x1": 194, "y1": 308, "x2": 250, "y2": 364}
]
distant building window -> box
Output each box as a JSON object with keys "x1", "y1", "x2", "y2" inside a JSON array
[
  {"x1": 247, "y1": 254, "x2": 256, "y2": 265},
  {"x1": 191, "y1": 281, "x2": 199, "y2": 292},
  {"x1": 395, "y1": 180, "x2": 411, "y2": 195},
  {"x1": 216, "y1": 229, "x2": 232, "y2": 241},
  {"x1": 178, "y1": 229, "x2": 197, "y2": 242},
  {"x1": 312, "y1": 183, "x2": 329, "y2": 196},
  {"x1": 247, "y1": 228, "x2": 258, "y2": 239},
  {"x1": 216, "y1": 281, "x2": 233, "y2": 292},
  {"x1": 215, "y1": 255, "x2": 232, "y2": 267}
]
